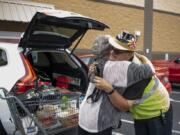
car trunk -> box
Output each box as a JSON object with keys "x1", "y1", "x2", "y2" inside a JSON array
[
  {"x1": 18, "y1": 11, "x2": 108, "y2": 94},
  {"x1": 26, "y1": 50, "x2": 88, "y2": 93}
]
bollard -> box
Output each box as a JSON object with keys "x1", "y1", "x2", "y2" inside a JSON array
[{"x1": 165, "y1": 53, "x2": 169, "y2": 60}]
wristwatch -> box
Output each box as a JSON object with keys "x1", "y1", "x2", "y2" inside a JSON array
[{"x1": 107, "y1": 88, "x2": 115, "y2": 95}]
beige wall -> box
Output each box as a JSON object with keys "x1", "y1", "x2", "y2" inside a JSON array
[
  {"x1": 153, "y1": 12, "x2": 180, "y2": 52},
  {"x1": 34, "y1": 0, "x2": 180, "y2": 52}
]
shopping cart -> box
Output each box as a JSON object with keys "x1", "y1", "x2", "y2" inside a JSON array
[{"x1": 0, "y1": 87, "x2": 82, "y2": 135}]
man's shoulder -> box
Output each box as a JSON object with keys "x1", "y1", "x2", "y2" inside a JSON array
[{"x1": 132, "y1": 55, "x2": 142, "y2": 65}]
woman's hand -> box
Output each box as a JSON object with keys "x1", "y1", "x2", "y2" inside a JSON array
[
  {"x1": 93, "y1": 76, "x2": 113, "y2": 93},
  {"x1": 88, "y1": 62, "x2": 97, "y2": 75},
  {"x1": 135, "y1": 53, "x2": 147, "y2": 63},
  {"x1": 135, "y1": 52, "x2": 155, "y2": 73}
]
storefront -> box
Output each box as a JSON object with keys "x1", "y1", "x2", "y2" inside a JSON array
[{"x1": 0, "y1": 0, "x2": 54, "y2": 43}]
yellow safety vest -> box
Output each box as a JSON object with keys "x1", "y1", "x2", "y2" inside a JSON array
[{"x1": 130, "y1": 76, "x2": 170, "y2": 120}]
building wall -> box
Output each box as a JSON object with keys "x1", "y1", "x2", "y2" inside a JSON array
[
  {"x1": 153, "y1": 12, "x2": 180, "y2": 52},
  {"x1": 26, "y1": 0, "x2": 180, "y2": 52}
]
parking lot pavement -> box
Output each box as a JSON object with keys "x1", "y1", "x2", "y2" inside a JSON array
[{"x1": 113, "y1": 86, "x2": 180, "y2": 135}]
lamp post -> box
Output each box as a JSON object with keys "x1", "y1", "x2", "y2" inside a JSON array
[{"x1": 144, "y1": 0, "x2": 153, "y2": 60}]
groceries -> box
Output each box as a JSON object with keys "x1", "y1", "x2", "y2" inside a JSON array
[
  {"x1": 14, "y1": 86, "x2": 82, "y2": 135},
  {"x1": 36, "y1": 105, "x2": 60, "y2": 128},
  {"x1": 33, "y1": 89, "x2": 81, "y2": 129},
  {"x1": 53, "y1": 73, "x2": 82, "y2": 91},
  {"x1": 36, "y1": 104, "x2": 79, "y2": 128}
]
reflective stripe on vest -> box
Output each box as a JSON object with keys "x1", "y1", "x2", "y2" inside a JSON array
[
  {"x1": 134, "y1": 77, "x2": 159, "y2": 105},
  {"x1": 130, "y1": 76, "x2": 170, "y2": 120}
]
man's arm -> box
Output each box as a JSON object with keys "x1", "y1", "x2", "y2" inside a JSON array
[{"x1": 108, "y1": 90, "x2": 134, "y2": 111}]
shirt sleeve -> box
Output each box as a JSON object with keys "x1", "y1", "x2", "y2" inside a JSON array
[{"x1": 127, "y1": 63, "x2": 154, "y2": 87}]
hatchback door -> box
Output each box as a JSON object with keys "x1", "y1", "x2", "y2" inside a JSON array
[{"x1": 19, "y1": 11, "x2": 109, "y2": 50}]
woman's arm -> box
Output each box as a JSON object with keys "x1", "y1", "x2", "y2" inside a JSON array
[{"x1": 94, "y1": 76, "x2": 134, "y2": 111}]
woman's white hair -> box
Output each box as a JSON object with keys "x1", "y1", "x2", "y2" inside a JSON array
[{"x1": 91, "y1": 35, "x2": 111, "y2": 56}]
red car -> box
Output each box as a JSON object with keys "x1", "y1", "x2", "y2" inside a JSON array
[
  {"x1": 78, "y1": 53, "x2": 172, "y2": 92},
  {"x1": 151, "y1": 60, "x2": 172, "y2": 92},
  {"x1": 152, "y1": 57, "x2": 180, "y2": 84},
  {"x1": 168, "y1": 57, "x2": 180, "y2": 83}
]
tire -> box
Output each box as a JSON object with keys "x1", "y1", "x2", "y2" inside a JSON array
[{"x1": 0, "y1": 120, "x2": 7, "y2": 135}]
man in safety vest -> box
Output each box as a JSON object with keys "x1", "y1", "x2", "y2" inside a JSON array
[{"x1": 94, "y1": 30, "x2": 173, "y2": 135}]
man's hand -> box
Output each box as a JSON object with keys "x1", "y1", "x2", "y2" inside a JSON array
[
  {"x1": 94, "y1": 76, "x2": 113, "y2": 93},
  {"x1": 135, "y1": 53, "x2": 155, "y2": 73}
]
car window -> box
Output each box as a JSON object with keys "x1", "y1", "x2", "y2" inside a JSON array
[
  {"x1": 50, "y1": 52, "x2": 78, "y2": 69},
  {"x1": 31, "y1": 52, "x2": 50, "y2": 67},
  {"x1": 0, "y1": 49, "x2": 7, "y2": 66},
  {"x1": 175, "y1": 57, "x2": 180, "y2": 63},
  {"x1": 80, "y1": 57, "x2": 95, "y2": 66},
  {"x1": 34, "y1": 23, "x2": 78, "y2": 39},
  {"x1": 80, "y1": 57, "x2": 91, "y2": 65}
]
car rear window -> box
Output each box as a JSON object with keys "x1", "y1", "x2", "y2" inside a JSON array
[
  {"x1": 31, "y1": 52, "x2": 50, "y2": 67},
  {"x1": 33, "y1": 23, "x2": 78, "y2": 39},
  {"x1": 29, "y1": 51, "x2": 78, "y2": 69},
  {"x1": 0, "y1": 49, "x2": 7, "y2": 66},
  {"x1": 50, "y1": 52, "x2": 78, "y2": 69}
]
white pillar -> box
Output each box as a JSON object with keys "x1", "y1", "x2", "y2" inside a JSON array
[{"x1": 165, "y1": 53, "x2": 169, "y2": 60}]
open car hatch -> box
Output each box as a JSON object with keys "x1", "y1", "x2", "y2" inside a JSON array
[{"x1": 19, "y1": 10, "x2": 109, "y2": 49}]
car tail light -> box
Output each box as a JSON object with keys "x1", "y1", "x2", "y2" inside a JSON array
[{"x1": 14, "y1": 54, "x2": 37, "y2": 94}]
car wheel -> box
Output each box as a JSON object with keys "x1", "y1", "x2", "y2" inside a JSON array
[{"x1": 0, "y1": 120, "x2": 7, "y2": 135}]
